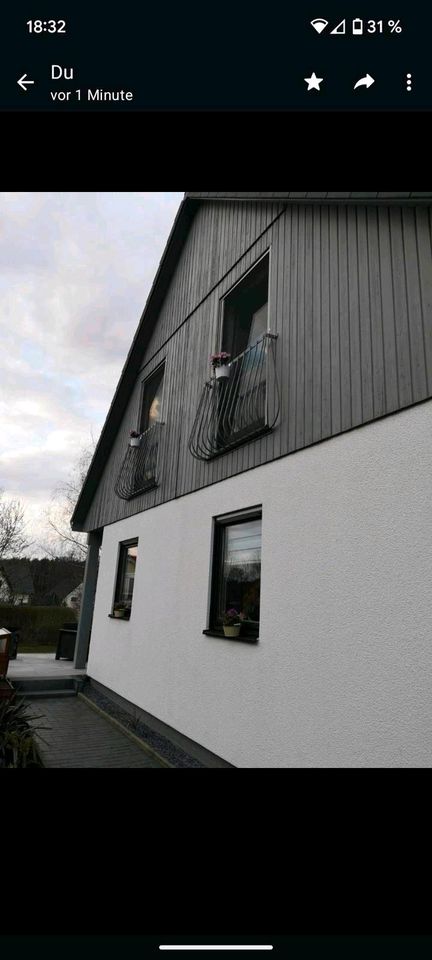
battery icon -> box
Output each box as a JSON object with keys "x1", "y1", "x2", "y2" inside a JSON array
[{"x1": 352, "y1": 18, "x2": 363, "y2": 34}]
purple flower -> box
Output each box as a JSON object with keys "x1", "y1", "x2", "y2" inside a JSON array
[
  {"x1": 223, "y1": 607, "x2": 241, "y2": 625},
  {"x1": 210, "y1": 351, "x2": 231, "y2": 366}
]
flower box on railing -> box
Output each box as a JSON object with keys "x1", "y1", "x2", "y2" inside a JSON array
[
  {"x1": 115, "y1": 421, "x2": 164, "y2": 499},
  {"x1": 215, "y1": 365, "x2": 230, "y2": 380},
  {"x1": 210, "y1": 351, "x2": 231, "y2": 380},
  {"x1": 189, "y1": 333, "x2": 279, "y2": 461}
]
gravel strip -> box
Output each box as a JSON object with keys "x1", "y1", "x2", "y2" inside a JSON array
[{"x1": 81, "y1": 684, "x2": 206, "y2": 768}]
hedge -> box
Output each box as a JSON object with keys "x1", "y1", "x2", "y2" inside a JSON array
[{"x1": 0, "y1": 605, "x2": 77, "y2": 647}]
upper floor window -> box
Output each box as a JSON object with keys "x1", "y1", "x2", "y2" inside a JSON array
[
  {"x1": 115, "y1": 364, "x2": 165, "y2": 500},
  {"x1": 140, "y1": 362, "x2": 165, "y2": 433},
  {"x1": 188, "y1": 252, "x2": 279, "y2": 462},
  {"x1": 221, "y1": 253, "x2": 269, "y2": 359}
]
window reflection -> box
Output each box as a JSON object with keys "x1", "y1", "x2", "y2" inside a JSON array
[{"x1": 221, "y1": 519, "x2": 262, "y2": 625}]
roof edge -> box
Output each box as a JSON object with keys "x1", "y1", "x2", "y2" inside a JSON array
[
  {"x1": 184, "y1": 191, "x2": 432, "y2": 203},
  {"x1": 71, "y1": 190, "x2": 432, "y2": 530},
  {"x1": 71, "y1": 195, "x2": 196, "y2": 531}
]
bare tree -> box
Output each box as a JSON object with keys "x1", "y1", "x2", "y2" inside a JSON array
[
  {"x1": 0, "y1": 490, "x2": 31, "y2": 558},
  {"x1": 42, "y1": 438, "x2": 96, "y2": 559}
]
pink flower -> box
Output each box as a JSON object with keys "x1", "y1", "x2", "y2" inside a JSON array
[{"x1": 210, "y1": 352, "x2": 231, "y2": 366}]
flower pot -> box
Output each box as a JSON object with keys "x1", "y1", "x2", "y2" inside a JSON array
[
  {"x1": 223, "y1": 624, "x2": 241, "y2": 637},
  {"x1": 129, "y1": 437, "x2": 142, "y2": 447},
  {"x1": 215, "y1": 365, "x2": 230, "y2": 380},
  {"x1": 113, "y1": 610, "x2": 125, "y2": 618}
]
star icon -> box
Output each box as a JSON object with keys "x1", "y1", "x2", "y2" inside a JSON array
[{"x1": 304, "y1": 72, "x2": 323, "y2": 91}]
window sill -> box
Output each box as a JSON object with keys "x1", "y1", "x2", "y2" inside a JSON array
[
  {"x1": 108, "y1": 614, "x2": 131, "y2": 621},
  {"x1": 202, "y1": 629, "x2": 259, "y2": 644}
]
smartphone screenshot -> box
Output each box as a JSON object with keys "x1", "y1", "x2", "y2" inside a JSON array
[
  {"x1": 0, "y1": 6, "x2": 430, "y2": 110},
  {"x1": 1, "y1": 2, "x2": 430, "y2": 953}
]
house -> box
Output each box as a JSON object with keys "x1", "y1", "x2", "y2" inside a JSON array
[
  {"x1": 49, "y1": 576, "x2": 84, "y2": 610},
  {"x1": 0, "y1": 559, "x2": 34, "y2": 605},
  {"x1": 71, "y1": 192, "x2": 432, "y2": 767},
  {"x1": 62, "y1": 582, "x2": 83, "y2": 611}
]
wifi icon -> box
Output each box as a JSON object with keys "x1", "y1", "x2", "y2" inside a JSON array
[{"x1": 311, "y1": 18, "x2": 328, "y2": 34}]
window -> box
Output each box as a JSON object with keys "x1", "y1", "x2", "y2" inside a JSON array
[
  {"x1": 209, "y1": 509, "x2": 262, "y2": 640},
  {"x1": 221, "y1": 254, "x2": 269, "y2": 359},
  {"x1": 216, "y1": 255, "x2": 270, "y2": 446},
  {"x1": 112, "y1": 539, "x2": 138, "y2": 619},
  {"x1": 140, "y1": 363, "x2": 165, "y2": 433},
  {"x1": 116, "y1": 361, "x2": 165, "y2": 498},
  {"x1": 189, "y1": 251, "x2": 279, "y2": 462}
]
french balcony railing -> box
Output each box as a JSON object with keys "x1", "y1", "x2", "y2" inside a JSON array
[
  {"x1": 115, "y1": 421, "x2": 163, "y2": 500},
  {"x1": 188, "y1": 332, "x2": 279, "y2": 461}
]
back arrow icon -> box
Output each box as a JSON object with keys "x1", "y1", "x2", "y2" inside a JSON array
[
  {"x1": 17, "y1": 73, "x2": 35, "y2": 91},
  {"x1": 354, "y1": 74, "x2": 375, "y2": 90}
]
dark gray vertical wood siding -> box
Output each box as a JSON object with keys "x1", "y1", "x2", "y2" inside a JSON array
[
  {"x1": 83, "y1": 202, "x2": 432, "y2": 533},
  {"x1": 139, "y1": 200, "x2": 285, "y2": 365}
]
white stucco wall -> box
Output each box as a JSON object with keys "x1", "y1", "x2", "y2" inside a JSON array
[{"x1": 87, "y1": 401, "x2": 432, "y2": 767}]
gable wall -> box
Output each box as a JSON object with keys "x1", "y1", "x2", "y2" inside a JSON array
[{"x1": 82, "y1": 201, "x2": 432, "y2": 531}]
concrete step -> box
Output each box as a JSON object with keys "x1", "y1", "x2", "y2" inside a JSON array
[
  {"x1": 11, "y1": 677, "x2": 85, "y2": 697},
  {"x1": 22, "y1": 689, "x2": 78, "y2": 700}
]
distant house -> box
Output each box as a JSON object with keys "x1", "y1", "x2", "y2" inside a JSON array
[
  {"x1": 48, "y1": 575, "x2": 84, "y2": 610},
  {"x1": 62, "y1": 582, "x2": 83, "y2": 611},
  {"x1": 71, "y1": 192, "x2": 432, "y2": 767},
  {"x1": 0, "y1": 559, "x2": 34, "y2": 605}
]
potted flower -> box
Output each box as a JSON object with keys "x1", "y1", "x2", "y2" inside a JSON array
[
  {"x1": 210, "y1": 351, "x2": 231, "y2": 380},
  {"x1": 129, "y1": 430, "x2": 142, "y2": 447},
  {"x1": 113, "y1": 603, "x2": 127, "y2": 619},
  {"x1": 222, "y1": 608, "x2": 241, "y2": 638}
]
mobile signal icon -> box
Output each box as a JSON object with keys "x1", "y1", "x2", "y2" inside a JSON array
[
  {"x1": 311, "y1": 18, "x2": 328, "y2": 34},
  {"x1": 331, "y1": 19, "x2": 346, "y2": 34}
]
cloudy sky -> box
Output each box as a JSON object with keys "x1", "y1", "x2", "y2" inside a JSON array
[{"x1": 0, "y1": 192, "x2": 184, "y2": 555}]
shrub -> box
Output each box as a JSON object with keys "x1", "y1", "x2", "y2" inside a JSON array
[
  {"x1": 0, "y1": 605, "x2": 77, "y2": 647},
  {"x1": 0, "y1": 694, "x2": 47, "y2": 767}
]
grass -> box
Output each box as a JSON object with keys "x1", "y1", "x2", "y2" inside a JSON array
[{"x1": 17, "y1": 644, "x2": 57, "y2": 654}]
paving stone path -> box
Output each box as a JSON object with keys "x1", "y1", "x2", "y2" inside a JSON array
[{"x1": 31, "y1": 697, "x2": 165, "y2": 768}]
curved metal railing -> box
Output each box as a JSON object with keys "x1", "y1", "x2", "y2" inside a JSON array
[
  {"x1": 115, "y1": 421, "x2": 163, "y2": 499},
  {"x1": 188, "y1": 333, "x2": 279, "y2": 461}
]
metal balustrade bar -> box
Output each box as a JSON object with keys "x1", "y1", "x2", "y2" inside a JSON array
[
  {"x1": 115, "y1": 421, "x2": 163, "y2": 499},
  {"x1": 188, "y1": 333, "x2": 279, "y2": 461}
]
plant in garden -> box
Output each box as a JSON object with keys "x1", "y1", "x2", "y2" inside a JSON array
[{"x1": 0, "y1": 694, "x2": 48, "y2": 768}]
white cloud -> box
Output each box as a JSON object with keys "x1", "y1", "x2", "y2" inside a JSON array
[{"x1": 0, "y1": 191, "x2": 184, "y2": 554}]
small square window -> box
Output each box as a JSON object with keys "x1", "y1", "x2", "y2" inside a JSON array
[
  {"x1": 112, "y1": 539, "x2": 138, "y2": 619},
  {"x1": 209, "y1": 509, "x2": 262, "y2": 640}
]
